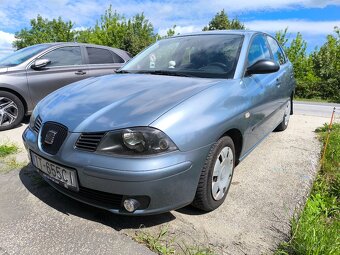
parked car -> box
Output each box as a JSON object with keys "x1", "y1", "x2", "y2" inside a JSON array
[
  {"x1": 0, "y1": 43, "x2": 131, "y2": 131},
  {"x1": 23, "y1": 30, "x2": 295, "y2": 215}
]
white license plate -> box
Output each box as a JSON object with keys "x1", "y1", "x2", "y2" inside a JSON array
[{"x1": 30, "y1": 151, "x2": 78, "y2": 190}]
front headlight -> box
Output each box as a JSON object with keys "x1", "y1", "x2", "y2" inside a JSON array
[
  {"x1": 29, "y1": 113, "x2": 36, "y2": 130},
  {"x1": 29, "y1": 107, "x2": 39, "y2": 130},
  {"x1": 97, "y1": 127, "x2": 177, "y2": 156}
]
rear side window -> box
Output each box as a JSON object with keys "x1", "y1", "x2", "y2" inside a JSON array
[
  {"x1": 267, "y1": 36, "x2": 286, "y2": 65},
  {"x1": 42, "y1": 47, "x2": 82, "y2": 67},
  {"x1": 112, "y1": 52, "x2": 125, "y2": 63},
  {"x1": 247, "y1": 35, "x2": 271, "y2": 67},
  {"x1": 86, "y1": 47, "x2": 124, "y2": 64}
]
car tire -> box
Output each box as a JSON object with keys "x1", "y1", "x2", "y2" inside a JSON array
[
  {"x1": 192, "y1": 136, "x2": 235, "y2": 211},
  {"x1": 275, "y1": 99, "x2": 292, "y2": 132},
  {"x1": 0, "y1": 91, "x2": 25, "y2": 131}
]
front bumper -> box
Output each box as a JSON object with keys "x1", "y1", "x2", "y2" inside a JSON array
[{"x1": 22, "y1": 127, "x2": 211, "y2": 215}]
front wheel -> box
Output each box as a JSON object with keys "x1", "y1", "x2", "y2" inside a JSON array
[
  {"x1": 192, "y1": 136, "x2": 235, "y2": 211},
  {"x1": 275, "y1": 99, "x2": 291, "y2": 132},
  {"x1": 0, "y1": 91, "x2": 24, "y2": 131}
]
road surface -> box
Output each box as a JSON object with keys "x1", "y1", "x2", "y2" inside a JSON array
[
  {"x1": 0, "y1": 101, "x2": 339, "y2": 255},
  {"x1": 294, "y1": 101, "x2": 340, "y2": 118}
]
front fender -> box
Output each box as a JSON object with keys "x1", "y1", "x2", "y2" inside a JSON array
[{"x1": 151, "y1": 80, "x2": 251, "y2": 152}]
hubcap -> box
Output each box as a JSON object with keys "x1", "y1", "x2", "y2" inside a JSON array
[
  {"x1": 211, "y1": 146, "x2": 234, "y2": 201},
  {"x1": 284, "y1": 101, "x2": 291, "y2": 126},
  {"x1": 0, "y1": 97, "x2": 18, "y2": 127}
]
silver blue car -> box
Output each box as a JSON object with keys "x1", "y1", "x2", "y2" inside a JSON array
[{"x1": 22, "y1": 31, "x2": 295, "y2": 215}]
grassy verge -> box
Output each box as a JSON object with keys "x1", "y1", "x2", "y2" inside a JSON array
[
  {"x1": 0, "y1": 143, "x2": 25, "y2": 173},
  {"x1": 294, "y1": 97, "x2": 335, "y2": 103},
  {"x1": 134, "y1": 226, "x2": 215, "y2": 255},
  {"x1": 276, "y1": 123, "x2": 340, "y2": 255}
]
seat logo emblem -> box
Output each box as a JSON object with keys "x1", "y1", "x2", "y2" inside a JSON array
[{"x1": 44, "y1": 130, "x2": 58, "y2": 145}]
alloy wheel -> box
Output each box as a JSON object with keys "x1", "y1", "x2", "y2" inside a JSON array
[{"x1": 0, "y1": 97, "x2": 18, "y2": 127}]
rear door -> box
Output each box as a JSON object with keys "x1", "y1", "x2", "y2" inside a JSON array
[
  {"x1": 266, "y1": 35, "x2": 292, "y2": 110},
  {"x1": 85, "y1": 47, "x2": 125, "y2": 77},
  {"x1": 27, "y1": 46, "x2": 89, "y2": 104}
]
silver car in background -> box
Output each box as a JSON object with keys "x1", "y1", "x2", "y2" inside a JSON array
[{"x1": 0, "y1": 43, "x2": 131, "y2": 131}]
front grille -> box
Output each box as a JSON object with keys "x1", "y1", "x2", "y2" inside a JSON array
[
  {"x1": 41, "y1": 122, "x2": 68, "y2": 155},
  {"x1": 75, "y1": 132, "x2": 105, "y2": 152},
  {"x1": 33, "y1": 116, "x2": 42, "y2": 133},
  {"x1": 50, "y1": 182, "x2": 123, "y2": 209}
]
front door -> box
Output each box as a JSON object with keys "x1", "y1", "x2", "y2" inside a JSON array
[
  {"x1": 242, "y1": 34, "x2": 282, "y2": 152},
  {"x1": 26, "y1": 46, "x2": 89, "y2": 105}
]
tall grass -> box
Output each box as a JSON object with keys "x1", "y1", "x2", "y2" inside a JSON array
[{"x1": 276, "y1": 123, "x2": 340, "y2": 255}]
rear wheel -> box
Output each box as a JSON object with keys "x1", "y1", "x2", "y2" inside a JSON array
[
  {"x1": 0, "y1": 91, "x2": 24, "y2": 131},
  {"x1": 275, "y1": 99, "x2": 291, "y2": 132},
  {"x1": 192, "y1": 136, "x2": 235, "y2": 211}
]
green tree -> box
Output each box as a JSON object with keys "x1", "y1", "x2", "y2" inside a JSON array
[
  {"x1": 77, "y1": 6, "x2": 156, "y2": 56},
  {"x1": 311, "y1": 27, "x2": 340, "y2": 102},
  {"x1": 286, "y1": 32, "x2": 320, "y2": 98},
  {"x1": 165, "y1": 25, "x2": 177, "y2": 37},
  {"x1": 203, "y1": 10, "x2": 245, "y2": 31},
  {"x1": 275, "y1": 30, "x2": 320, "y2": 98},
  {"x1": 13, "y1": 15, "x2": 75, "y2": 49},
  {"x1": 275, "y1": 27, "x2": 289, "y2": 49}
]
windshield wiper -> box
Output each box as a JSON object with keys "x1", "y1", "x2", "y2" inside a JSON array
[
  {"x1": 116, "y1": 70, "x2": 132, "y2": 74},
  {"x1": 136, "y1": 70, "x2": 194, "y2": 77}
]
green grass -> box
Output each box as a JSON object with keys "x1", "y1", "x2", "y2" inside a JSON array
[
  {"x1": 134, "y1": 226, "x2": 215, "y2": 255},
  {"x1": 294, "y1": 97, "x2": 335, "y2": 103},
  {"x1": 0, "y1": 144, "x2": 18, "y2": 157},
  {"x1": 0, "y1": 143, "x2": 26, "y2": 173},
  {"x1": 276, "y1": 123, "x2": 340, "y2": 255}
]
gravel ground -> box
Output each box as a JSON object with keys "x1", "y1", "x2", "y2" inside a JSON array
[{"x1": 0, "y1": 114, "x2": 329, "y2": 254}]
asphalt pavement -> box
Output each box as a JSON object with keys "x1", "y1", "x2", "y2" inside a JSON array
[
  {"x1": 0, "y1": 101, "x2": 338, "y2": 255},
  {"x1": 294, "y1": 101, "x2": 340, "y2": 118}
]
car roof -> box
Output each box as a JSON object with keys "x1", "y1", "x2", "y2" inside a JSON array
[
  {"x1": 35, "y1": 42, "x2": 129, "y2": 55},
  {"x1": 171, "y1": 30, "x2": 268, "y2": 38}
]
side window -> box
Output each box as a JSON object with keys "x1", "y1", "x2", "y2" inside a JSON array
[
  {"x1": 87, "y1": 47, "x2": 114, "y2": 64},
  {"x1": 112, "y1": 52, "x2": 125, "y2": 63},
  {"x1": 267, "y1": 36, "x2": 286, "y2": 65},
  {"x1": 247, "y1": 35, "x2": 271, "y2": 67},
  {"x1": 41, "y1": 47, "x2": 82, "y2": 67}
]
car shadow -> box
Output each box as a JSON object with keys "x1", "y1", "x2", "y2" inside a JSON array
[{"x1": 19, "y1": 164, "x2": 179, "y2": 231}]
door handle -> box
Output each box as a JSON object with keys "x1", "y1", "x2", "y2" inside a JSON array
[
  {"x1": 276, "y1": 78, "x2": 281, "y2": 88},
  {"x1": 75, "y1": 70, "x2": 86, "y2": 75}
]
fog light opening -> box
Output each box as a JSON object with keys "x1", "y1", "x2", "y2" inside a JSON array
[{"x1": 123, "y1": 198, "x2": 140, "y2": 212}]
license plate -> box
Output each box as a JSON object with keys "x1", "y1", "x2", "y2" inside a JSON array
[{"x1": 30, "y1": 151, "x2": 78, "y2": 191}]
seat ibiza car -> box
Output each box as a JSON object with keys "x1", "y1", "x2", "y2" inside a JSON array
[
  {"x1": 0, "y1": 42, "x2": 131, "y2": 131},
  {"x1": 23, "y1": 31, "x2": 295, "y2": 215}
]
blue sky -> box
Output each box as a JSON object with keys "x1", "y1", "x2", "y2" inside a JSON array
[{"x1": 0, "y1": 0, "x2": 339, "y2": 58}]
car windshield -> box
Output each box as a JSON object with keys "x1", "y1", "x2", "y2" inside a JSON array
[
  {"x1": 0, "y1": 44, "x2": 50, "y2": 67},
  {"x1": 121, "y1": 34, "x2": 243, "y2": 79}
]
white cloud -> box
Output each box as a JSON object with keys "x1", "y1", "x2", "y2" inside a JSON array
[
  {"x1": 0, "y1": 31, "x2": 15, "y2": 58},
  {"x1": 158, "y1": 25, "x2": 202, "y2": 36},
  {"x1": 246, "y1": 19, "x2": 340, "y2": 35},
  {"x1": 0, "y1": 0, "x2": 339, "y2": 31}
]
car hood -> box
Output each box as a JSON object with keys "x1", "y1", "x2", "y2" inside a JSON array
[{"x1": 38, "y1": 74, "x2": 222, "y2": 132}]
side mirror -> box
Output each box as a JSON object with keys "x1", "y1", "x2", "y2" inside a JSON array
[
  {"x1": 246, "y1": 59, "x2": 279, "y2": 75},
  {"x1": 32, "y1": 59, "x2": 51, "y2": 69}
]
